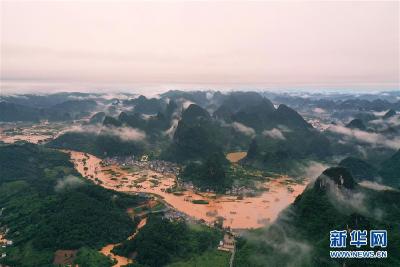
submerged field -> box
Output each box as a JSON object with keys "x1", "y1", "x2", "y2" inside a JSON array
[{"x1": 68, "y1": 150, "x2": 308, "y2": 229}]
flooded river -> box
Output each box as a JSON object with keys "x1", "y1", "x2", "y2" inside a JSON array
[
  {"x1": 67, "y1": 151, "x2": 308, "y2": 229},
  {"x1": 100, "y1": 218, "x2": 147, "y2": 267}
]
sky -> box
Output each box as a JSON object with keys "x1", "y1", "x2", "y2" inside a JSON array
[{"x1": 0, "y1": 0, "x2": 399, "y2": 94}]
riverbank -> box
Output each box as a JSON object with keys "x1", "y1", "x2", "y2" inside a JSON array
[
  {"x1": 67, "y1": 150, "x2": 308, "y2": 229},
  {"x1": 99, "y1": 217, "x2": 147, "y2": 267}
]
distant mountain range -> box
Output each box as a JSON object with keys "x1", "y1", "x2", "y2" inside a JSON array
[
  {"x1": 2, "y1": 90, "x2": 400, "y2": 267},
  {"x1": 3, "y1": 90, "x2": 399, "y2": 188},
  {"x1": 0, "y1": 99, "x2": 97, "y2": 122}
]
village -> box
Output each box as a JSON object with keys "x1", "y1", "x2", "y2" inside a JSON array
[
  {"x1": 0, "y1": 208, "x2": 12, "y2": 262},
  {"x1": 0, "y1": 121, "x2": 68, "y2": 144},
  {"x1": 101, "y1": 155, "x2": 180, "y2": 176},
  {"x1": 49, "y1": 192, "x2": 237, "y2": 267},
  {"x1": 60, "y1": 149, "x2": 308, "y2": 267},
  {"x1": 71, "y1": 150, "x2": 306, "y2": 230}
]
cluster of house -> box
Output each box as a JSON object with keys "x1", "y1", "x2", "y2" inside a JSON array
[
  {"x1": 2, "y1": 123, "x2": 57, "y2": 138},
  {"x1": 176, "y1": 179, "x2": 258, "y2": 197},
  {"x1": 217, "y1": 233, "x2": 236, "y2": 252},
  {"x1": 0, "y1": 232, "x2": 12, "y2": 260},
  {"x1": 307, "y1": 118, "x2": 330, "y2": 131},
  {"x1": 0, "y1": 208, "x2": 12, "y2": 261},
  {"x1": 102, "y1": 156, "x2": 180, "y2": 175},
  {"x1": 163, "y1": 209, "x2": 188, "y2": 221},
  {"x1": 225, "y1": 186, "x2": 257, "y2": 196}
]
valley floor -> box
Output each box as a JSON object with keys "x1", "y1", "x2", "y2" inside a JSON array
[{"x1": 67, "y1": 150, "x2": 308, "y2": 229}]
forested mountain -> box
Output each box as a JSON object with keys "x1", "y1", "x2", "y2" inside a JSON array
[
  {"x1": 339, "y1": 157, "x2": 379, "y2": 182},
  {"x1": 346, "y1": 119, "x2": 367, "y2": 130},
  {"x1": 89, "y1": 112, "x2": 106, "y2": 124},
  {"x1": 234, "y1": 167, "x2": 400, "y2": 266},
  {"x1": 123, "y1": 95, "x2": 166, "y2": 114},
  {"x1": 111, "y1": 215, "x2": 223, "y2": 267},
  {"x1": 8, "y1": 90, "x2": 397, "y2": 191},
  {"x1": 0, "y1": 143, "x2": 145, "y2": 266},
  {"x1": 0, "y1": 102, "x2": 41, "y2": 122},
  {"x1": 2, "y1": 90, "x2": 400, "y2": 267},
  {"x1": 47, "y1": 131, "x2": 146, "y2": 158},
  {"x1": 266, "y1": 92, "x2": 400, "y2": 112},
  {"x1": 163, "y1": 104, "x2": 227, "y2": 162},
  {"x1": 0, "y1": 99, "x2": 98, "y2": 122},
  {"x1": 379, "y1": 149, "x2": 400, "y2": 188}
]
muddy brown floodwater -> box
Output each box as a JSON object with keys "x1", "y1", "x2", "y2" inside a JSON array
[
  {"x1": 99, "y1": 218, "x2": 147, "y2": 267},
  {"x1": 226, "y1": 152, "x2": 247, "y2": 163},
  {"x1": 0, "y1": 132, "x2": 52, "y2": 144},
  {"x1": 67, "y1": 150, "x2": 309, "y2": 229}
]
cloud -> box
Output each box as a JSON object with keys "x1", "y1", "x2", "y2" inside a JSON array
[
  {"x1": 369, "y1": 114, "x2": 400, "y2": 129},
  {"x1": 101, "y1": 93, "x2": 136, "y2": 100},
  {"x1": 231, "y1": 122, "x2": 256, "y2": 137},
  {"x1": 372, "y1": 110, "x2": 389, "y2": 117},
  {"x1": 66, "y1": 94, "x2": 99, "y2": 100},
  {"x1": 263, "y1": 128, "x2": 286, "y2": 140},
  {"x1": 165, "y1": 118, "x2": 179, "y2": 138},
  {"x1": 277, "y1": 125, "x2": 292, "y2": 132},
  {"x1": 55, "y1": 175, "x2": 84, "y2": 192},
  {"x1": 68, "y1": 124, "x2": 146, "y2": 141},
  {"x1": 327, "y1": 124, "x2": 400, "y2": 150},
  {"x1": 103, "y1": 126, "x2": 146, "y2": 141},
  {"x1": 141, "y1": 114, "x2": 153, "y2": 121},
  {"x1": 298, "y1": 161, "x2": 330, "y2": 181},
  {"x1": 169, "y1": 97, "x2": 196, "y2": 111},
  {"x1": 313, "y1": 107, "x2": 326, "y2": 114},
  {"x1": 163, "y1": 103, "x2": 184, "y2": 138},
  {"x1": 326, "y1": 180, "x2": 367, "y2": 214},
  {"x1": 355, "y1": 145, "x2": 368, "y2": 158},
  {"x1": 359, "y1": 181, "x2": 398, "y2": 192},
  {"x1": 206, "y1": 91, "x2": 214, "y2": 100},
  {"x1": 241, "y1": 222, "x2": 312, "y2": 266},
  {"x1": 320, "y1": 176, "x2": 384, "y2": 220}
]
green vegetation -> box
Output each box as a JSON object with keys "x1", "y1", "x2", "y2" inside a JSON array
[
  {"x1": 0, "y1": 98, "x2": 97, "y2": 122},
  {"x1": 339, "y1": 157, "x2": 379, "y2": 181},
  {"x1": 151, "y1": 202, "x2": 166, "y2": 212},
  {"x1": 180, "y1": 152, "x2": 271, "y2": 193},
  {"x1": 346, "y1": 118, "x2": 367, "y2": 130},
  {"x1": 0, "y1": 143, "x2": 144, "y2": 267},
  {"x1": 4, "y1": 91, "x2": 399, "y2": 267},
  {"x1": 192, "y1": 200, "x2": 209, "y2": 205},
  {"x1": 226, "y1": 164, "x2": 270, "y2": 190},
  {"x1": 163, "y1": 104, "x2": 251, "y2": 163},
  {"x1": 124, "y1": 95, "x2": 166, "y2": 115},
  {"x1": 89, "y1": 112, "x2": 106, "y2": 124},
  {"x1": 234, "y1": 167, "x2": 400, "y2": 267},
  {"x1": 47, "y1": 131, "x2": 146, "y2": 158},
  {"x1": 379, "y1": 149, "x2": 400, "y2": 188},
  {"x1": 167, "y1": 250, "x2": 230, "y2": 267},
  {"x1": 180, "y1": 153, "x2": 233, "y2": 193},
  {"x1": 244, "y1": 128, "x2": 331, "y2": 173},
  {"x1": 112, "y1": 216, "x2": 223, "y2": 267}
]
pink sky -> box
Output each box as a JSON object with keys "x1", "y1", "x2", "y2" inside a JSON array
[{"x1": 1, "y1": 1, "x2": 399, "y2": 93}]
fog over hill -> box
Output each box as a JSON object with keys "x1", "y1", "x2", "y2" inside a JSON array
[{"x1": 1, "y1": 89, "x2": 399, "y2": 267}]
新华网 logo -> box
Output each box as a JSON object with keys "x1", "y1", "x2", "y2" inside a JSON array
[{"x1": 329, "y1": 230, "x2": 387, "y2": 259}]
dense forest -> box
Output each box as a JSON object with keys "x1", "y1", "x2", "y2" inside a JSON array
[
  {"x1": 112, "y1": 215, "x2": 223, "y2": 267},
  {"x1": 234, "y1": 167, "x2": 400, "y2": 267},
  {"x1": 47, "y1": 131, "x2": 147, "y2": 158},
  {"x1": 2, "y1": 90, "x2": 400, "y2": 267},
  {"x1": 0, "y1": 143, "x2": 144, "y2": 266}
]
